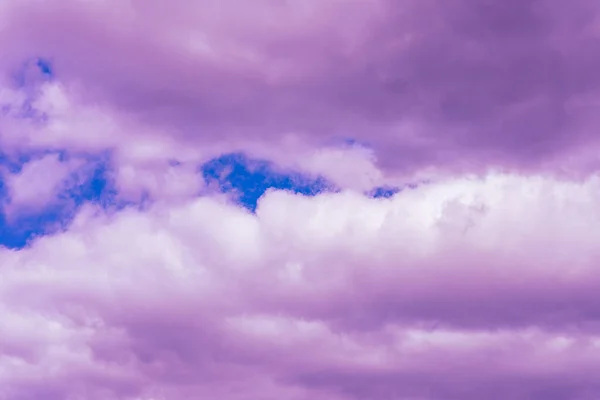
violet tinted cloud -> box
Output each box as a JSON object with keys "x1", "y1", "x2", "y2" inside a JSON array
[
  {"x1": 2, "y1": 1, "x2": 600, "y2": 399},
  {"x1": 3, "y1": 0, "x2": 600, "y2": 174},
  {"x1": 4, "y1": 176, "x2": 600, "y2": 399}
]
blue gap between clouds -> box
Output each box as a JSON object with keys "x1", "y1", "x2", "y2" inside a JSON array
[
  {"x1": 1, "y1": 149, "x2": 405, "y2": 249},
  {"x1": 1, "y1": 151, "x2": 337, "y2": 248},
  {"x1": 201, "y1": 153, "x2": 335, "y2": 212},
  {"x1": 35, "y1": 59, "x2": 53, "y2": 78},
  {"x1": 2, "y1": 57, "x2": 54, "y2": 122},
  {"x1": 200, "y1": 152, "x2": 404, "y2": 211},
  {"x1": 0, "y1": 57, "x2": 123, "y2": 249},
  {"x1": 12, "y1": 57, "x2": 54, "y2": 86},
  {"x1": 1, "y1": 57, "x2": 405, "y2": 248},
  {"x1": 1, "y1": 55, "x2": 403, "y2": 249},
  {"x1": 0, "y1": 150, "x2": 120, "y2": 249},
  {"x1": 367, "y1": 186, "x2": 401, "y2": 198}
]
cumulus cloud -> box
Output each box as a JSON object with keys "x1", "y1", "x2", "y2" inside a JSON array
[
  {"x1": 296, "y1": 144, "x2": 385, "y2": 191},
  {"x1": 1, "y1": 153, "x2": 81, "y2": 215},
  {"x1": 1, "y1": 173, "x2": 600, "y2": 399}
]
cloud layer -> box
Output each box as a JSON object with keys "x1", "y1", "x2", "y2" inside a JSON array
[
  {"x1": 4, "y1": 0, "x2": 600, "y2": 174},
  {"x1": 1, "y1": 1, "x2": 600, "y2": 399},
  {"x1": 3, "y1": 174, "x2": 600, "y2": 399}
]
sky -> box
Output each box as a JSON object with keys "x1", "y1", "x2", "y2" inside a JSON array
[{"x1": 1, "y1": 1, "x2": 600, "y2": 399}]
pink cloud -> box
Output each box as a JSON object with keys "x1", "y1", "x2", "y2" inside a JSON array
[
  {"x1": 1, "y1": 153, "x2": 82, "y2": 216},
  {"x1": 1, "y1": 173, "x2": 600, "y2": 398},
  {"x1": 3, "y1": 0, "x2": 600, "y2": 176},
  {"x1": 2, "y1": 1, "x2": 600, "y2": 398}
]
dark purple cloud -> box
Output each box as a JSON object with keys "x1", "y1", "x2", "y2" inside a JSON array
[{"x1": 2, "y1": 0, "x2": 600, "y2": 174}]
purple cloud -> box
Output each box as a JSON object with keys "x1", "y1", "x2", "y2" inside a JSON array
[
  {"x1": 1, "y1": 175, "x2": 600, "y2": 399},
  {"x1": 2, "y1": 1, "x2": 600, "y2": 399},
  {"x1": 3, "y1": 0, "x2": 600, "y2": 175}
]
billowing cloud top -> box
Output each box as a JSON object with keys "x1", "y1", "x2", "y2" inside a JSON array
[{"x1": 1, "y1": 1, "x2": 600, "y2": 399}]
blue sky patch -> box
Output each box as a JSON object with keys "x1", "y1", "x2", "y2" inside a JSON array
[
  {"x1": 35, "y1": 58, "x2": 54, "y2": 78},
  {"x1": 13, "y1": 57, "x2": 54, "y2": 87},
  {"x1": 367, "y1": 186, "x2": 401, "y2": 199},
  {"x1": 201, "y1": 153, "x2": 335, "y2": 212},
  {"x1": 0, "y1": 147, "x2": 414, "y2": 249},
  {"x1": 0, "y1": 151, "x2": 121, "y2": 249}
]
